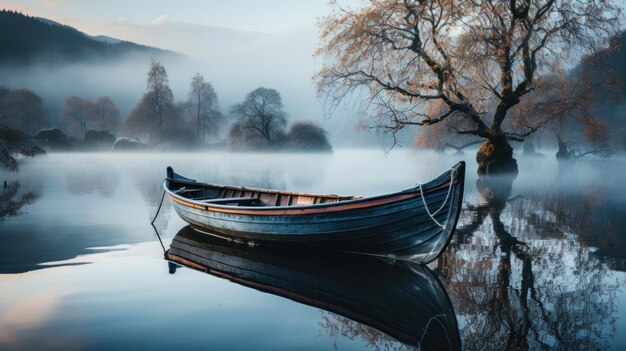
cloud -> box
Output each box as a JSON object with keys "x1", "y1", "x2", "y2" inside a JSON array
[
  {"x1": 37, "y1": 0, "x2": 64, "y2": 8},
  {"x1": 151, "y1": 14, "x2": 169, "y2": 25}
]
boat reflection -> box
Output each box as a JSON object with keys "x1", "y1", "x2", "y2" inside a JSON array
[{"x1": 167, "y1": 225, "x2": 461, "y2": 350}]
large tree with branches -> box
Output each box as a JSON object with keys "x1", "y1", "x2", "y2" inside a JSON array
[{"x1": 316, "y1": 0, "x2": 621, "y2": 174}]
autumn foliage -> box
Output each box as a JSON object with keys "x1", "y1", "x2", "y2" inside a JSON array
[
  {"x1": 59, "y1": 96, "x2": 120, "y2": 137},
  {"x1": 316, "y1": 0, "x2": 622, "y2": 170},
  {"x1": 0, "y1": 87, "x2": 46, "y2": 134},
  {"x1": 124, "y1": 59, "x2": 181, "y2": 142}
]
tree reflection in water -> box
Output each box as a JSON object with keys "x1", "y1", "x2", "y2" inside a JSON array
[
  {"x1": 531, "y1": 182, "x2": 626, "y2": 271},
  {"x1": 438, "y1": 174, "x2": 621, "y2": 350},
  {"x1": 63, "y1": 166, "x2": 120, "y2": 197},
  {"x1": 319, "y1": 312, "x2": 414, "y2": 351},
  {"x1": 0, "y1": 180, "x2": 39, "y2": 220}
]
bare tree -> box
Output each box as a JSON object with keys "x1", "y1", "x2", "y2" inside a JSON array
[
  {"x1": 227, "y1": 121, "x2": 270, "y2": 150},
  {"x1": 124, "y1": 59, "x2": 180, "y2": 142},
  {"x1": 187, "y1": 73, "x2": 223, "y2": 142},
  {"x1": 316, "y1": 0, "x2": 622, "y2": 174},
  {"x1": 231, "y1": 87, "x2": 287, "y2": 146},
  {"x1": 147, "y1": 58, "x2": 173, "y2": 137},
  {"x1": 59, "y1": 96, "x2": 91, "y2": 136},
  {"x1": 89, "y1": 96, "x2": 120, "y2": 133},
  {"x1": 59, "y1": 96, "x2": 120, "y2": 137},
  {"x1": 124, "y1": 93, "x2": 181, "y2": 142}
]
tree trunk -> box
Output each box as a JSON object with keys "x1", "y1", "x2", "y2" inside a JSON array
[
  {"x1": 476, "y1": 171, "x2": 515, "y2": 213},
  {"x1": 476, "y1": 134, "x2": 518, "y2": 175},
  {"x1": 197, "y1": 105, "x2": 200, "y2": 139},
  {"x1": 158, "y1": 106, "x2": 163, "y2": 138},
  {"x1": 555, "y1": 135, "x2": 570, "y2": 160}
]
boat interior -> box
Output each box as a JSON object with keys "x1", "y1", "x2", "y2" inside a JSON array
[{"x1": 169, "y1": 181, "x2": 361, "y2": 207}]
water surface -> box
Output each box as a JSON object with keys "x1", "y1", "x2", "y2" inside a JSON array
[{"x1": 1, "y1": 150, "x2": 625, "y2": 350}]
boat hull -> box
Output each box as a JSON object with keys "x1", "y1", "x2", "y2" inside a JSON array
[{"x1": 165, "y1": 161, "x2": 465, "y2": 263}]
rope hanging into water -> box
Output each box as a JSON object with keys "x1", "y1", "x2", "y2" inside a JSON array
[
  {"x1": 415, "y1": 168, "x2": 457, "y2": 229},
  {"x1": 151, "y1": 184, "x2": 167, "y2": 254},
  {"x1": 151, "y1": 187, "x2": 166, "y2": 225},
  {"x1": 152, "y1": 220, "x2": 167, "y2": 254}
]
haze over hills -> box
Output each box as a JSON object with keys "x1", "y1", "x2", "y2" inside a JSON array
[
  {"x1": 0, "y1": 9, "x2": 438, "y2": 147},
  {"x1": 0, "y1": 10, "x2": 177, "y2": 65},
  {"x1": 0, "y1": 10, "x2": 189, "y2": 133}
]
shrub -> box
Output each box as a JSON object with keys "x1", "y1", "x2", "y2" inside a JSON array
[{"x1": 286, "y1": 122, "x2": 332, "y2": 152}]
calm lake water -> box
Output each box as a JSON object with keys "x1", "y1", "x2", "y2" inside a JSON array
[{"x1": 1, "y1": 150, "x2": 625, "y2": 350}]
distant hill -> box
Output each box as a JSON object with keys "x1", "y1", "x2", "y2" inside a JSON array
[
  {"x1": 579, "y1": 31, "x2": 626, "y2": 97},
  {"x1": 574, "y1": 31, "x2": 626, "y2": 148},
  {"x1": 0, "y1": 10, "x2": 177, "y2": 65}
]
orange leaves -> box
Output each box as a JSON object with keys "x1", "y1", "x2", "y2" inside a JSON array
[
  {"x1": 581, "y1": 117, "x2": 609, "y2": 145},
  {"x1": 315, "y1": 0, "x2": 622, "y2": 143}
]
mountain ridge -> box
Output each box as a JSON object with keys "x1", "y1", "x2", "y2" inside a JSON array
[{"x1": 0, "y1": 10, "x2": 178, "y2": 65}]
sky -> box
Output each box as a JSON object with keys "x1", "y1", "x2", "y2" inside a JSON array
[
  {"x1": 0, "y1": 0, "x2": 364, "y2": 58},
  {"x1": 0, "y1": 0, "x2": 372, "y2": 65},
  {"x1": 0, "y1": 0, "x2": 365, "y2": 34}
]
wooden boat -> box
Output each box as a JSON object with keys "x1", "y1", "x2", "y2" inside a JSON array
[
  {"x1": 166, "y1": 226, "x2": 461, "y2": 350},
  {"x1": 164, "y1": 161, "x2": 464, "y2": 263}
]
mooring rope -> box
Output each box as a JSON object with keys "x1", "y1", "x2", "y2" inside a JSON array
[
  {"x1": 151, "y1": 219, "x2": 167, "y2": 254},
  {"x1": 151, "y1": 183, "x2": 167, "y2": 254},
  {"x1": 415, "y1": 168, "x2": 458, "y2": 262},
  {"x1": 151, "y1": 187, "x2": 166, "y2": 225},
  {"x1": 415, "y1": 168, "x2": 457, "y2": 228},
  {"x1": 418, "y1": 313, "x2": 452, "y2": 351}
]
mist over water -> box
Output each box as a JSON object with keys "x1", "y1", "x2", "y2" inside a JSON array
[{"x1": 0, "y1": 149, "x2": 625, "y2": 350}]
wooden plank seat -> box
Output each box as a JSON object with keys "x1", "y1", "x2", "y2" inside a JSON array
[
  {"x1": 200, "y1": 197, "x2": 261, "y2": 206},
  {"x1": 174, "y1": 187, "x2": 203, "y2": 195}
]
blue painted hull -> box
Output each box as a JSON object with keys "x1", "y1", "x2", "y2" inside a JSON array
[{"x1": 165, "y1": 161, "x2": 465, "y2": 263}]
